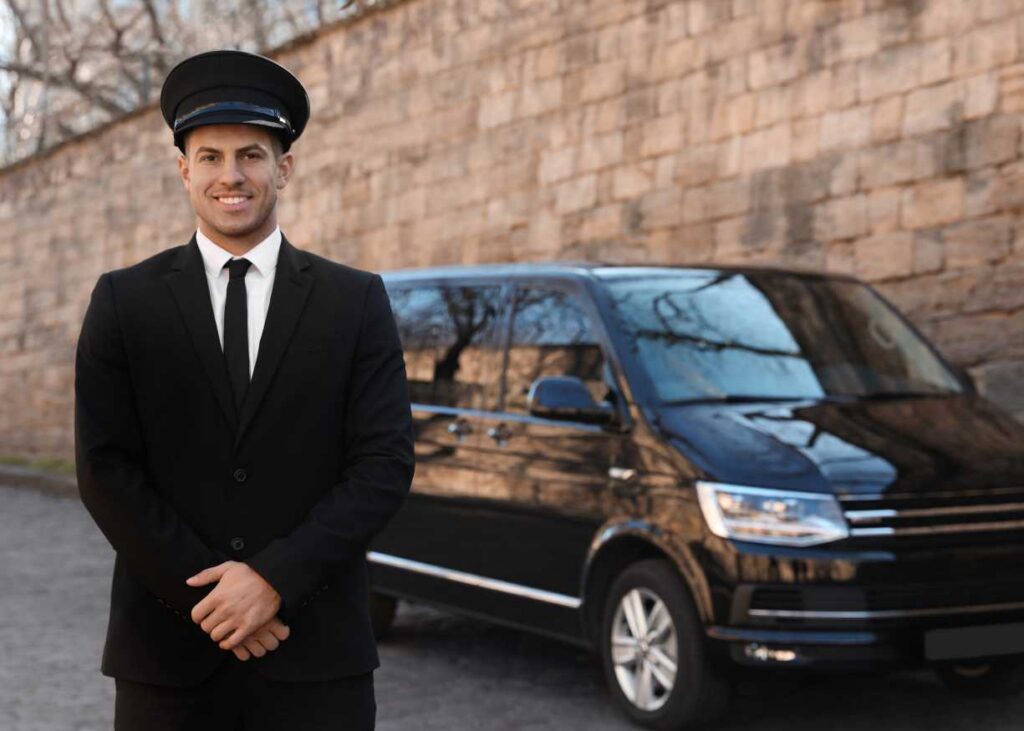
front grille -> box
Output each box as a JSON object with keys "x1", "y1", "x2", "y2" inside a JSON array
[
  {"x1": 840, "y1": 488, "x2": 1024, "y2": 538},
  {"x1": 750, "y1": 578, "x2": 1024, "y2": 615}
]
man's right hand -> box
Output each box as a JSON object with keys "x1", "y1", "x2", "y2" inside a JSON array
[{"x1": 229, "y1": 616, "x2": 291, "y2": 661}]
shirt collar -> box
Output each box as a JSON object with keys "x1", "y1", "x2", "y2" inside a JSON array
[{"x1": 195, "y1": 226, "x2": 281, "y2": 278}]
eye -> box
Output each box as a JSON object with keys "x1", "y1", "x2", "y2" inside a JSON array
[{"x1": 199, "y1": 153, "x2": 217, "y2": 162}]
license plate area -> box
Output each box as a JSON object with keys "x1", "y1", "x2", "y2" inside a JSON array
[{"x1": 925, "y1": 622, "x2": 1024, "y2": 661}]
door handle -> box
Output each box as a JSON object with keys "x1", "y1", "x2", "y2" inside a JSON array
[
  {"x1": 446, "y1": 419, "x2": 472, "y2": 440},
  {"x1": 486, "y1": 423, "x2": 511, "y2": 446}
]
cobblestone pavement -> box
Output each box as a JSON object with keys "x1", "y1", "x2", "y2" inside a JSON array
[{"x1": 2, "y1": 484, "x2": 1022, "y2": 730}]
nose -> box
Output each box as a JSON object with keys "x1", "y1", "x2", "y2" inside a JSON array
[{"x1": 220, "y1": 158, "x2": 245, "y2": 185}]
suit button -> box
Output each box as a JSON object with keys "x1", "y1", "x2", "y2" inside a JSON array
[
  {"x1": 233, "y1": 468, "x2": 247, "y2": 482},
  {"x1": 230, "y1": 537, "x2": 245, "y2": 552}
]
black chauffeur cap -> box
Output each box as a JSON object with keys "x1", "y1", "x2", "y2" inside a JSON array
[{"x1": 160, "y1": 49, "x2": 310, "y2": 153}]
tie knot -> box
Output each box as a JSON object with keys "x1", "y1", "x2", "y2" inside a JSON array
[{"x1": 225, "y1": 258, "x2": 253, "y2": 280}]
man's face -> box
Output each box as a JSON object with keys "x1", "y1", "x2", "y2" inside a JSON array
[{"x1": 177, "y1": 124, "x2": 294, "y2": 248}]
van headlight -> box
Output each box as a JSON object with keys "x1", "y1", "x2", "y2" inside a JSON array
[{"x1": 695, "y1": 481, "x2": 849, "y2": 547}]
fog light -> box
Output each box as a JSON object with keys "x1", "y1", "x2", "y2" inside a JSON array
[{"x1": 743, "y1": 643, "x2": 799, "y2": 663}]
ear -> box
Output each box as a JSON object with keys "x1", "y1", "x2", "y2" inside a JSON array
[
  {"x1": 177, "y1": 153, "x2": 191, "y2": 192},
  {"x1": 275, "y1": 151, "x2": 295, "y2": 191}
]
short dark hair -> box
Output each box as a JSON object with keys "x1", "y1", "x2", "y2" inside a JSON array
[{"x1": 181, "y1": 127, "x2": 285, "y2": 159}]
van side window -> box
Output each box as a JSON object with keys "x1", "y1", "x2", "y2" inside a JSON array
[
  {"x1": 386, "y1": 284, "x2": 503, "y2": 410},
  {"x1": 504, "y1": 286, "x2": 608, "y2": 414}
]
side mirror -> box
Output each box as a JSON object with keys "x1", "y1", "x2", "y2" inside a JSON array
[{"x1": 527, "y1": 376, "x2": 616, "y2": 424}]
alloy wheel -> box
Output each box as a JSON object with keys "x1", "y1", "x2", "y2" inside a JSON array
[{"x1": 610, "y1": 587, "x2": 678, "y2": 712}]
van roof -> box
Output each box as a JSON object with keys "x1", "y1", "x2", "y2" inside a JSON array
[{"x1": 380, "y1": 261, "x2": 858, "y2": 284}]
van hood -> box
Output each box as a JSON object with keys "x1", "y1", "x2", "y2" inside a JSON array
[{"x1": 653, "y1": 395, "x2": 1024, "y2": 497}]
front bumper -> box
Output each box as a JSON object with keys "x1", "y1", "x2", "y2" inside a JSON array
[{"x1": 703, "y1": 539, "x2": 1024, "y2": 669}]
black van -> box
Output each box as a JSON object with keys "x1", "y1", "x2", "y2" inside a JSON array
[{"x1": 367, "y1": 263, "x2": 1024, "y2": 729}]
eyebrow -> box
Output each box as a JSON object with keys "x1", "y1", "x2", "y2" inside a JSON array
[{"x1": 194, "y1": 144, "x2": 269, "y2": 155}]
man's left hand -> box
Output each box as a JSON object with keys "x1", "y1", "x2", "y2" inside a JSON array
[{"x1": 187, "y1": 561, "x2": 282, "y2": 650}]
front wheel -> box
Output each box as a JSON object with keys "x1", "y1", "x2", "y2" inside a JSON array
[
  {"x1": 600, "y1": 559, "x2": 729, "y2": 730},
  {"x1": 934, "y1": 655, "x2": 1024, "y2": 697}
]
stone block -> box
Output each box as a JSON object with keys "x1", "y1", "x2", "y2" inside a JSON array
[
  {"x1": 478, "y1": 91, "x2": 517, "y2": 129},
  {"x1": 965, "y1": 168, "x2": 1000, "y2": 218},
  {"x1": 641, "y1": 113, "x2": 686, "y2": 157},
  {"x1": 741, "y1": 122, "x2": 793, "y2": 173},
  {"x1": 952, "y1": 21, "x2": 1018, "y2": 78},
  {"x1": 755, "y1": 85, "x2": 794, "y2": 127},
  {"x1": 637, "y1": 187, "x2": 685, "y2": 230},
  {"x1": 823, "y1": 14, "x2": 882, "y2": 65},
  {"x1": 814, "y1": 194, "x2": 869, "y2": 241},
  {"x1": 708, "y1": 178, "x2": 751, "y2": 218},
  {"x1": 901, "y1": 177, "x2": 966, "y2": 229},
  {"x1": 579, "y1": 132, "x2": 624, "y2": 172},
  {"x1": 555, "y1": 174, "x2": 598, "y2": 213},
  {"x1": 965, "y1": 114, "x2": 1020, "y2": 170},
  {"x1": 942, "y1": 216, "x2": 1013, "y2": 269},
  {"x1": 675, "y1": 144, "x2": 719, "y2": 186},
  {"x1": 819, "y1": 105, "x2": 873, "y2": 152},
  {"x1": 792, "y1": 71, "x2": 832, "y2": 117},
  {"x1": 872, "y1": 95, "x2": 904, "y2": 142},
  {"x1": 914, "y1": 229, "x2": 945, "y2": 274},
  {"x1": 519, "y1": 77, "x2": 563, "y2": 117},
  {"x1": 581, "y1": 60, "x2": 627, "y2": 103},
  {"x1": 965, "y1": 73, "x2": 1000, "y2": 119},
  {"x1": 903, "y1": 80, "x2": 964, "y2": 136},
  {"x1": 748, "y1": 41, "x2": 805, "y2": 90},
  {"x1": 682, "y1": 186, "x2": 711, "y2": 223},
  {"x1": 919, "y1": 38, "x2": 953, "y2": 85},
  {"x1": 868, "y1": 186, "x2": 901, "y2": 233},
  {"x1": 829, "y1": 62, "x2": 860, "y2": 110},
  {"x1": 854, "y1": 231, "x2": 915, "y2": 281},
  {"x1": 858, "y1": 45, "x2": 920, "y2": 102},
  {"x1": 612, "y1": 163, "x2": 654, "y2": 200},
  {"x1": 791, "y1": 116, "x2": 822, "y2": 163},
  {"x1": 538, "y1": 147, "x2": 577, "y2": 184},
  {"x1": 709, "y1": 93, "x2": 756, "y2": 141}
]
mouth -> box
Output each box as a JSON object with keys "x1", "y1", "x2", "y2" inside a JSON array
[{"x1": 212, "y1": 193, "x2": 252, "y2": 211}]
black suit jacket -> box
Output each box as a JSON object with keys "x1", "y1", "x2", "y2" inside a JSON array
[{"x1": 74, "y1": 233, "x2": 415, "y2": 687}]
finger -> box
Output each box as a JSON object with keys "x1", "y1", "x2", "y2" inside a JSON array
[
  {"x1": 268, "y1": 621, "x2": 290, "y2": 642},
  {"x1": 232, "y1": 645, "x2": 251, "y2": 661},
  {"x1": 243, "y1": 637, "x2": 267, "y2": 658},
  {"x1": 210, "y1": 619, "x2": 239, "y2": 643},
  {"x1": 255, "y1": 630, "x2": 279, "y2": 652},
  {"x1": 190, "y1": 594, "x2": 220, "y2": 625},
  {"x1": 200, "y1": 606, "x2": 230, "y2": 635},
  {"x1": 186, "y1": 563, "x2": 230, "y2": 587},
  {"x1": 219, "y1": 625, "x2": 249, "y2": 651}
]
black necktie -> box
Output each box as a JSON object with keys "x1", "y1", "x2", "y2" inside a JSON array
[{"x1": 224, "y1": 258, "x2": 253, "y2": 412}]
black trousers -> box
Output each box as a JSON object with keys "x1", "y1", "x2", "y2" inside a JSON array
[{"x1": 114, "y1": 657, "x2": 375, "y2": 731}]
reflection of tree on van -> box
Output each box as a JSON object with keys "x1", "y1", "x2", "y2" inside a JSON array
[{"x1": 386, "y1": 285, "x2": 502, "y2": 410}]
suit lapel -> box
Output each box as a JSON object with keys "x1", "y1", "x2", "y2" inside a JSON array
[
  {"x1": 234, "y1": 234, "x2": 314, "y2": 449},
  {"x1": 164, "y1": 234, "x2": 239, "y2": 436}
]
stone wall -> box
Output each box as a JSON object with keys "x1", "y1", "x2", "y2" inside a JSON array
[{"x1": 2, "y1": 0, "x2": 1024, "y2": 459}]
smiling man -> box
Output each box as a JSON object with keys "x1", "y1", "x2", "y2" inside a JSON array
[{"x1": 74, "y1": 49, "x2": 415, "y2": 730}]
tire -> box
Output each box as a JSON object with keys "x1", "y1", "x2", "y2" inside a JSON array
[
  {"x1": 369, "y1": 592, "x2": 398, "y2": 640},
  {"x1": 934, "y1": 655, "x2": 1024, "y2": 697},
  {"x1": 599, "y1": 559, "x2": 729, "y2": 730}
]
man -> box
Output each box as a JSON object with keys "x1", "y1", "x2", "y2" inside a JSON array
[{"x1": 74, "y1": 49, "x2": 415, "y2": 729}]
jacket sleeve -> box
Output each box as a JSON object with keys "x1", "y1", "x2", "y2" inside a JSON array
[
  {"x1": 246, "y1": 273, "x2": 415, "y2": 611},
  {"x1": 75, "y1": 272, "x2": 227, "y2": 618}
]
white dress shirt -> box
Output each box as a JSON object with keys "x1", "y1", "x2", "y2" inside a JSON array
[{"x1": 195, "y1": 226, "x2": 281, "y2": 379}]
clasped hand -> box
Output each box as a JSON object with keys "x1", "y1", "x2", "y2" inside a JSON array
[{"x1": 187, "y1": 561, "x2": 289, "y2": 661}]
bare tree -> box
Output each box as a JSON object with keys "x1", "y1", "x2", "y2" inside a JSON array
[{"x1": 0, "y1": 0, "x2": 376, "y2": 165}]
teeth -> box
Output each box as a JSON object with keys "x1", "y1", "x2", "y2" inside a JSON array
[{"x1": 219, "y1": 196, "x2": 247, "y2": 204}]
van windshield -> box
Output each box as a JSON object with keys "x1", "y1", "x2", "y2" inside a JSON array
[{"x1": 601, "y1": 271, "x2": 964, "y2": 404}]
